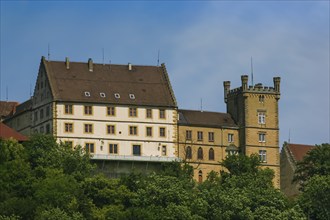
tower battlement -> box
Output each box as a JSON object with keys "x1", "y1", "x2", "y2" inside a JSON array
[{"x1": 224, "y1": 75, "x2": 280, "y2": 103}]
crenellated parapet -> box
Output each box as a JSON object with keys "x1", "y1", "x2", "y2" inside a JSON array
[{"x1": 224, "y1": 75, "x2": 281, "y2": 103}]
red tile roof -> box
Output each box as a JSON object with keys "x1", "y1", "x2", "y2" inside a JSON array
[
  {"x1": 0, "y1": 123, "x2": 28, "y2": 141},
  {"x1": 287, "y1": 143, "x2": 315, "y2": 162}
]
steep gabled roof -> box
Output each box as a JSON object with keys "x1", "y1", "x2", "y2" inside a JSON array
[
  {"x1": 0, "y1": 123, "x2": 28, "y2": 141},
  {"x1": 41, "y1": 57, "x2": 177, "y2": 108},
  {"x1": 0, "y1": 101, "x2": 18, "y2": 118},
  {"x1": 178, "y1": 109, "x2": 238, "y2": 128},
  {"x1": 287, "y1": 143, "x2": 315, "y2": 162}
]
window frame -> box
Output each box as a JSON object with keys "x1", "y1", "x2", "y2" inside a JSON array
[
  {"x1": 107, "y1": 106, "x2": 116, "y2": 116},
  {"x1": 129, "y1": 126, "x2": 138, "y2": 136},
  {"x1": 132, "y1": 144, "x2": 141, "y2": 156},
  {"x1": 107, "y1": 124, "x2": 116, "y2": 135},
  {"x1": 146, "y1": 108, "x2": 153, "y2": 119},
  {"x1": 186, "y1": 130, "x2": 192, "y2": 140},
  {"x1": 64, "y1": 122, "x2": 74, "y2": 133},
  {"x1": 259, "y1": 150, "x2": 267, "y2": 163},
  {"x1": 84, "y1": 123, "x2": 93, "y2": 134},
  {"x1": 161, "y1": 145, "x2": 167, "y2": 156},
  {"x1": 109, "y1": 143, "x2": 118, "y2": 154},
  {"x1": 228, "y1": 133, "x2": 234, "y2": 143},
  {"x1": 84, "y1": 105, "x2": 93, "y2": 115},
  {"x1": 209, "y1": 148, "x2": 215, "y2": 160},
  {"x1": 146, "y1": 126, "x2": 153, "y2": 137},
  {"x1": 258, "y1": 112, "x2": 266, "y2": 124},
  {"x1": 159, "y1": 109, "x2": 166, "y2": 119},
  {"x1": 259, "y1": 133, "x2": 266, "y2": 142},
  {"x1": 159, "y1": 127, "x2": 166, "y2": 137},
  {"x1": 85, "y1": 142, "x2": 95, "y2": 153},
  {"x1": 197, "y1": 131, "x2": 203, "y2": 141},
  {"x1": 208, "y1": 132, "x2": 214, "y2": 142},
  {"x1": 64, "y1": 104, "x2": 73, "y2": 115},
  {"x1": 129, "y1": 107, "x2": 138, "y2": 117},
  {"x1": 197, "y1": 147, "x2": 203, "y2": 160}
]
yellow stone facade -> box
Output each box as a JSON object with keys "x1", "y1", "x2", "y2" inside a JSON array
[{"x1": 178, "y1": 75, "x2": 281, "y2": 188}]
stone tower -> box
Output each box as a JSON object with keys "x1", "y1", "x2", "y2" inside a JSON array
[{"x1": 223, "y1": 75, "x2": 281, "y2": 187}]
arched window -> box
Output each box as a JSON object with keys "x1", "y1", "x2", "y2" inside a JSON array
[
  {"x1": 197, "y1": 147, "x2": 203, "y2": 160},
  {"x1": 209, "y1": 148, "x2": 215, "y2": 160},
  {"x1": 198, "y1": 170, "x2": 203, "y2": 183},
  {"x1": 186, "y1": 146, "x2": 192, "y2": 159}
]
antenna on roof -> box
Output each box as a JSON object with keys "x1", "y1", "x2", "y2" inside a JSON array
[
  {"x1": 48, "y1": 43, "x2": 50, "y2": 61},
  {"x1": 200, "y1": 98, "x2": 203, "y2": 112},
  {"x1": 6, "y1": 86, "x2": 8, "y2": 101},
  {"x1": 102, "y1": 48, "x2": 105, "y2": 65},
  {"x1": 157, "y1": 49, "x2": 160, "y2": 66},
  {"x1": 288, "y1": 129, "x2": 291, "y2": 143},
  {"x1": 251, "y1": 56, "x2": 254, "y2": 86},
  {"x1": 30, "y1": 83, "x2": 32, "y2": 97}
]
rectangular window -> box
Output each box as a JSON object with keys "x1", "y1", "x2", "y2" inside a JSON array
[
  {"x1": 259, "y1": 150, "x2": 267, "y2": 162},
  {"x1": 65, "y1": 123, "x2": 73, "y2": 133},
  {"x1": 40, "y1": 126, "x2": 44, "y2": 133},
  {"x1": 197, "y1": 131, "x2": 203, "y2": 141},
  {"x1": 46, "y1": 106, "x2": 50, "y2": 117},
  {"x1": 159, "y1": 127, "x2": 166, "y2": 137},
  {"x1": 40, "y1": 109, "x2": 44, "y2": 119},
  {"x1": 146, "y1": 127, "x2": 152, "y2": 137},
  {"x1": 228, "y1": 134, "x2": 234, "y2": 143},
  {"x1": 132, "y1": 145, "x2": 141, "y2": 156},
  {"x1": 259, "y1": 133, "x2": 266, "y2": 142},
  {"x1": 84, "y1": 124, "x2": 93, "y2": 133},
  {"x1": 65, "y1": 104, "x2": 73, "y2": 114},
  {"x1": 159, "y1": 109, "x2": 166, "y2": 119},
  {"x1": 186, "y1": 130, "x2": 192, "y2": 140},
  {"x1": 85, "y1": 143, "x2": 95, "y2": 153},
  {"x1": 107, "y1": 106, "x2": 115, "y2": 116},
  {"x1": 34, "y1": 111, "x2": 38, "y2": 121},
  {"x1": 109, "y1": 144, "x2": 118, "y2": 154},
  {"x1": 129, "y1": 107, "x2": 137, "y2": 117},
  {"x1": 46, "y1": 124, "x2": 50, "y2": 134},
  {"x1": 162, "y1": 145, "x2": 167, "y2": 156},
  {"x1": 146, "y1": 108, "x2": 152, "y2": 118},
  {"x1": 208, "y1": 132, "x2": 214, "y2": 142},
  {"x1": 107, "y1": 125, "x2": 115, "y2": 134},
  {"x1": 258, "y1": 112, "x2": 266, "y2": 124},
  {"x1": 129, "y1": 126, "x2": 138, "y2": 135},
  {"x1": 84, "y1": 106, "x2": 93, "y2": 115}
]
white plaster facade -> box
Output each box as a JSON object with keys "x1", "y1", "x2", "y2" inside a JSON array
[{"x1": 56, "y1": 103, "x2": 178, "y2": 161}]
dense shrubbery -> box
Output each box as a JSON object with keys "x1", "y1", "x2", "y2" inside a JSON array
[{"x1": 0, "y1": 135, "x2": 329, "y2": 219}]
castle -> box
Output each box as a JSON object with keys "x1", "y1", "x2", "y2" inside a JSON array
[{"x1": 4, "y1": 57, "x2": 281, "y2": 187}]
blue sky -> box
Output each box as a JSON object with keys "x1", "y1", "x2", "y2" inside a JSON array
[{"x1": 1, "y1": 1, "x2": 329, "y2": 145}]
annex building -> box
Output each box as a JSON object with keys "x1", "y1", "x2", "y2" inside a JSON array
[{"x1": 4, "y1": 57, "x2": 281, "y2": 187}]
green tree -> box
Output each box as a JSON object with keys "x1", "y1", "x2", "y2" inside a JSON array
[
  {"x1": 293, "y1": 143, "x2": 330, "y2": 190},
  {"x1": 298, "y1": 175, "x2": 330, "y2": 219}
]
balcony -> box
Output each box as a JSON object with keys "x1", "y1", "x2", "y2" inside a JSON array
[{"x1": 91, "y1": 154, "x2": 180, "y2": 163}]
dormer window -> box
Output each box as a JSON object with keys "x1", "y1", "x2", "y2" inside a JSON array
[
  {"x1": 114, "y1": 93, "x2": 120, "y2": 99},
  {"x1": 100, "y1": 93, "x2": 106, "y2": 98},
  {"x1": 129, "y1": 94, "x2": 135, "y2": 99},
  {"x1": 84, "y1": 91, "x2": 91, "y2": 97}
]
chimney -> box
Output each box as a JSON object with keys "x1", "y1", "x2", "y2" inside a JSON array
[
  {"x1": 88, "y1": 58, "x2": 93, "y2": 72},
  {"x1": 223, "y1": 81, "x2": 231, "y2": 103},
  {"x1": 241, "y1": 75, "x2": 248, "y2": 91},
  {"x1": 128, "y1": 63, "x2": 132, "y2": 71},
  {"x1": 65, "y1": 57, "x2": 70, "y2": 69}
]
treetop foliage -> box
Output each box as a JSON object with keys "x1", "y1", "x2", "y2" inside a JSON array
[{"x1": 1, "y1": 136, "x2": 327, "y2": 219}]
